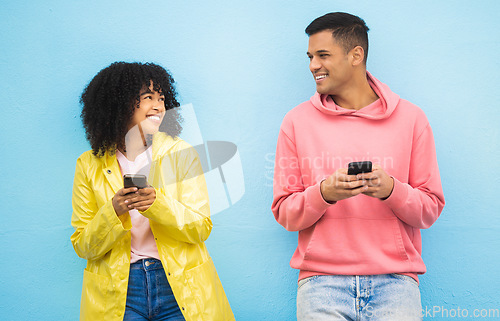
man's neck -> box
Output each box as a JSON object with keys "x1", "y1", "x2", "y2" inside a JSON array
[{"x1": 331, "y1": 75, "x2": 379, "y2": 110}]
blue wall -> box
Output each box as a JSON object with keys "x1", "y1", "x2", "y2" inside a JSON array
[{"x1": 1, "y1": 1, "x2": 499, "y2": 320}]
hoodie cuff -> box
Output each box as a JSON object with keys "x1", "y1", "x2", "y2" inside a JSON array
[
  {"x1": 308, "y1": 180, "x2": 336, "y2": 212},
  {"x1": 382, "y1": 177, "x2": 408, "y2": 210}
]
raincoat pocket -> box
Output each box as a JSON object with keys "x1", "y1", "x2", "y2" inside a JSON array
[
  {"x1": 80, "y1": 269, "x2": 112, "y2": 320},
  {"x1": 185, "y1": 257, "x2": 234, "y2": 320}
]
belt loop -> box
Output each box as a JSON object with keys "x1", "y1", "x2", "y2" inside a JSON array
[{"x1": 356, "y1": 275, "x2": 360, "y2": 298}]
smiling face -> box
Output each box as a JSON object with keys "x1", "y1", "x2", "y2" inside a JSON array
[
  {"x1": 128, "y1": 81, "x2": 166, "y2": 134},
  {"x1": 307, "y1": 30, "x2": 355, "y2": 96}
]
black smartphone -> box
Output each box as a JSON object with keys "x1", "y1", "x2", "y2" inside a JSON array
[
  {"x1": 123, "y1": 174, "x2": 149, "y2": 189},
  {"x1": 347, "y1": 161, "x2": 372, "y2": 175}
]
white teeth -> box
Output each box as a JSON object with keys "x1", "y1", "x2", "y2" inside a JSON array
[
  {"x1": 315, "y1": 74, "x2": 327, "y2": 80},
  {"x1": 147, "y1": 115, "x2": 160, "y2": 121}
]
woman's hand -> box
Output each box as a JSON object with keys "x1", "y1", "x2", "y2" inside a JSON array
[
  {"x1": 127, "y1": 187, "x2": 156, "y2": 212},
  {"x1": 112, "y1": 187, "x2": 139, "y2": 216},
  {"x1": 112, "y1": 187, "x2": 156, "y2": 215}
]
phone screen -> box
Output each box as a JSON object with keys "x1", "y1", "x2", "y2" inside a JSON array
[
  {"x1": 123, "y1": 174, "x2": 148, "y2": 189},
  {"x1": 347, "y1": 161, "x2": 372, "y2": 175}
]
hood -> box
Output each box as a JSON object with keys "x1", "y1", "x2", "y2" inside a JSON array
[{"x1": 310, "y1": 72, "x2": 400, "y2": 120}]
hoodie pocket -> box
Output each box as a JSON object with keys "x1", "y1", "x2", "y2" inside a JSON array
[{"x1": 302, "y1": 217, "x2": 409, "y2": 270}]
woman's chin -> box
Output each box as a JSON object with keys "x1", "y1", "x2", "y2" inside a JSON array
[{"x1": 140, "y1": 121, "x2": 161, "y2": 135}]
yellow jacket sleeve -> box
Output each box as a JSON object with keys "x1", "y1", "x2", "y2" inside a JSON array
[{"x1": 70, "y1": 154, "x2": 132, "y2": 260}]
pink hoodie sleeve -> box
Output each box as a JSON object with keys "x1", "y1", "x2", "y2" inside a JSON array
[
  {"x1": 383, "y1": 123, "x2": 445, "y2": 229},
  {"x1": 271, "y1": 128, "x2": 332, "y2": 231}
]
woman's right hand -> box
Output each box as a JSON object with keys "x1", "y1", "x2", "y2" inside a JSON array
[{"x1": 112, "y1": 187, "x2": 139, "y2": 216}]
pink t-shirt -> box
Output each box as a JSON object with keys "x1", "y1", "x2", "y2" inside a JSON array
[{"x1": 116, "y1": 147, "x2": 160, "y2": 263}]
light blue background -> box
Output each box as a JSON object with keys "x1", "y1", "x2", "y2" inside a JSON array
[{"x1": 1, "y1": 1, "x2": 499, "y2": 320}]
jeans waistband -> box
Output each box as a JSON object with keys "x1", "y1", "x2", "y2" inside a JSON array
[{"x1": 130, "y1": 258, "x2": 163, "y2": 271}]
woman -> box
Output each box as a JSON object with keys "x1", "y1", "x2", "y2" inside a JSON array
[{"x1": 71, "y1": 62, "x2": 234, "y2": 321}]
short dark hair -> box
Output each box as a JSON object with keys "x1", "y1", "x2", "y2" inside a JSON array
[
  {"x1": 305, "y1": 12, "x2": 369, "y2": 63},
  {"x1": 80, "y1": 62, "x2": 182, "y2": 156}
]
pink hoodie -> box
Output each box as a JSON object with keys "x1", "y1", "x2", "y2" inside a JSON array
[{"x1": 271, "y1": 72, "x2": 445, "y2": 282}]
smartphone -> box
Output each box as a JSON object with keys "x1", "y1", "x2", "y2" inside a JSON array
[
  {"x1": 123, "y1": 174, "x2": 149, "y2": 189},
  {"x1": 347, "y1": 161, "x2": 372, "y2": 175}
]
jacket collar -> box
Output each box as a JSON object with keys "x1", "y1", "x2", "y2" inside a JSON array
[
  {"x1": 101, "y1": 151, "x2": 122, "y2": 193},
  {"x1": 151, "y1": 132, "x2": 180, "y2": 160},
  {"x1": 99, "y1": 132, "x2": 180, "y2": 192}
]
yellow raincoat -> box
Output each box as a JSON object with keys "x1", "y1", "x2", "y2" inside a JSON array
[{"x1": 71, "y1": 132, "x2": 234, "y2": 321}]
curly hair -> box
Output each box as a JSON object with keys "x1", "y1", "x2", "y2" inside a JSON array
[{"x1": 80, "y1": 62, "x2": 183, "y2": 156}]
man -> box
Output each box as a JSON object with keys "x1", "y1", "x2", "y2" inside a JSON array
[{"x1": 271, "y1": 12, "x2": 445, "y2": 320}]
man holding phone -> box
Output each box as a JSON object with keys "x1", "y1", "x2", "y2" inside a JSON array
[{"x1": 271, "y1": 13, "x2": 445, "y2": 320}]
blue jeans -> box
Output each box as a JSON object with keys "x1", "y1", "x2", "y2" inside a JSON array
[
  {"x1": 297, "y1": 274, "x2": 422, "y2": 321},
  {"x1": 123, "y1": 259, "x2": 185, "y2": 321}
]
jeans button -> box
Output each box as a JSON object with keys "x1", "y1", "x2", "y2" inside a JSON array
[{"x1": 145, "y1": 261, "x2": 151, "y2": 267}]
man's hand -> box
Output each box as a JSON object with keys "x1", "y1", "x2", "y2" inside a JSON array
[
  {"x1": 320, "y1": 168, "x2": 368, "y2": 203},
  {"x1": 112, "y1": 187, "x2": 139, "y2": 216},
  {"x1": 320, "y1": 165, "x2": 394, "y2": 203},
  {"x1": 357, "y1": 164, "x2": 394, "y2": 200}
]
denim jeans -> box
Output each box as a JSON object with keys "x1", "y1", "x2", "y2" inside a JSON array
[
  {"x1": 297, "y1": 274, "x2": 422, "y2": 321},
  {"x1": 123, "y1": 259, "x2": 185, "y2": 321}
]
